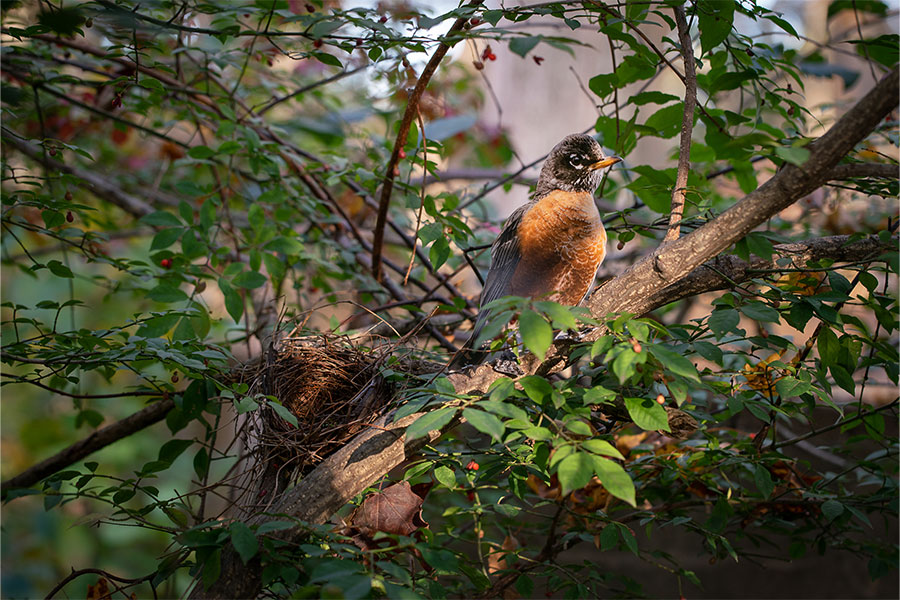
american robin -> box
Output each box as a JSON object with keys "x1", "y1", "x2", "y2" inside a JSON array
[{"x1": 450, "y1": 134, "x2": 621, "y2": 369}]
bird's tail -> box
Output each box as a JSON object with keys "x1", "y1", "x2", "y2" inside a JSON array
[{"x1": 447, "y1": 315, "x2": 490, "y2": 370}]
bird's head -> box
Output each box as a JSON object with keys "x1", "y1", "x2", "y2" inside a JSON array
[{"x1": 534, "y1": 134, "x2": 621, "y2": 198}]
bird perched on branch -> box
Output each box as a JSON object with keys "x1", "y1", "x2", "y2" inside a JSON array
[{"x1": 449, "y1": 134, "x2": 621, "y2": 369}]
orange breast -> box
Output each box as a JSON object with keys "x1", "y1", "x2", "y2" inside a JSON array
[{"x1": 511, "y1": 190, "x2": 607, "y2": 305}]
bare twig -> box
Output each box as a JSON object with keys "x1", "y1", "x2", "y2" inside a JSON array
[
  {"x1": 370, "y1": 1, "x2": 481, "y2": 281},
  {"x1": 664, "y1": 5, "x2": 698, "y2": 242}
]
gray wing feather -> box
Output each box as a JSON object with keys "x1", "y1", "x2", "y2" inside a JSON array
[{"x1": 449, "y1": 204, "x2": 530, "y2": 368}]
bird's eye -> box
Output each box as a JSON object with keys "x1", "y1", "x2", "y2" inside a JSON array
[{"x1": 569, "y1": 155, "x2": 582, "y2": 167}]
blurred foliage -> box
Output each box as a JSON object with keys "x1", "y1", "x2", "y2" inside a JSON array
[{"x1": 1, "y1": 0, "x2": 897, "y2": 598}]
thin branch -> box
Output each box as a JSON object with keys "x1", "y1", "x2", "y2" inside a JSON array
[
  {"x1": 370, "y1": 1, "x2": 481, "y2": 281},
  {"x1": 2, "y1": 398, "x2": 174, "y2": 495},
  {"x1": 664, "y1": 5, "x2": 698, "y2": 242},
  {"x1": 2, "y1": 133, "x2": 156, "y2": 218},
  {"x1": 255, "y1": 65, "x2": 368, "y2": 116}
]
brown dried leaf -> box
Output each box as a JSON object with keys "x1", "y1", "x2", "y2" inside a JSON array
[
  {"x1": 87, "y1": 577, "x2": 111, "y2": 600},
  {"x1": 349, "y1": 481, "x2": 429, "y2": 537}
]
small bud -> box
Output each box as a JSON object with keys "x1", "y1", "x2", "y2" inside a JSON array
[
  {"x1": 85, "y1": 17, "x2": 93, "y2": 27},
  {"x1": 64, "y1": 191, "x2": 73, "y2": 202},
  {"x1": 466, "y1": 491, "x2": 475, "y2": 502},
  {"x1": 379, "y1": 15, "x2": 387, "y2": 23},
  {"x1": 466, "y1": 460, "x2": 480, "y2": 471},
  {"x1": 473, "y1": 60, "x2": 484, "y2": 70},
  {"x1": 171, "y1": 372, "x2": 179, "y2": 383},
  {"x1": 392, "y1": 164, "x2": 400, "y2": 177},
  {"x1": 355, "y1": 38, "x2": 363, "y2": 47},
  {"x1": 398, "y1": 148, "x2": 406, "y2": 159},
  {"x1": 48, "y1": 148, "x2": 57, "y2": 156},
  {"x1": 306, "y1": 3, "x2": 315, "y2": 12},
  {"x1": 532, "y1": 56, "x2": 544, "y2": 65},
  {"x1": 617, "y1": 240, "x2": 625, "y2": 250},
  {"x1": 66, "y1": 211, "x2": 74, "y2": 223},
  {"x1": 481, "y1": 45, "x2": 493, "y2": 62},
  {"x1": 196, "y1": 280, "x2": 207, "y2": 293},
  {"x1": 632, "y1": 341, "x2": 642, "y2": 354},
  {"x1": 313, "y1": 39, "x2": 323, "y2": 48}
]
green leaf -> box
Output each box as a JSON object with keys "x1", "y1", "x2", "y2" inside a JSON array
[
  {"x1": 556, "y1": 452, "x2": 594, "y2": 495},
  {"x1": 591, "y1": 456, "x2": 636, "y2": 506},
  {"x1": 406, "y1": 406, "x2": 456, "y2": 441},
  {"x1": 201, "y1": 549, "x2": 221, "y2": 590},
  {"x1": 141, "y1": 210, "x2": 183, "y2": 227},
  {"x1": 698, "y1": 0, "x2": 735, "y2": 55},
  {"x1": 312, "y1": 52, "x2": 343, "y2": 68},
  {"x1": 147, "y1": 284, "x2": 188, "y2": 303},
  {"x1": 817, "y1": 327, "x2": 839, "y2": 367},
  {"x1": 158, "y1": 439, "x2": 194, "y2": 464},
  {"x1": 830, "y1": 364, "x2": 856, "y2": 395},
  {"x1": 708, "y1": 308, "x2": 740, "y2": 339},
  {"x1": 509, "y1": 36, "x2": 540, "y2": 57},
  {"x1": 232, "y1": 271, "x2": 267, "y2": 290},
  {"x1": 740, "y1": 301, "x2": 781, "y2": 323},
  {"x1": 821, "y1": 499, "x2": 844, "y2": 521},
  {"x1": 188, "y1": 145, "x2": 215, "y2": 159},
  {"x1": 519, "y1": 375, "x2": 552, "y2": 404},
  {"x1": 582, "y1": 438, "x2": 625, "y2": 460},
  {"x1": 462, "y1": 407, "x2": 505, "y2": 442},
  {"x1": 46, "y1": 260, "x2": 73, "y2": 279},
  {"x1": 519, "y1": 309, "x2": 552, "y2": 360},
  {"x1": 230, "y1": 522, "x2": 258, "y2": 564},
  {"x1": 647, "y1": 344, "x2": 700, "y2": 382},
  {"x1": 268, "y1": 400, "x2": 298, "y2": 427},
  {"x1": 218, "y1": 278, "x2": 244, "y2": 323},
  {"x1": 624, "y1": 397, "x2": 670, "y2": 432},
  {"x1": 755, "y1": 464, "x2": 774, "y2": 499},
  {"x1": 644, "y1": 103, "x2": 685, "y2": 138},
  {"x1": 434, "y1": 465, "x2": 456, "y2": 489},
  {"x1": 429, "y1": 237, "x2": 451, "y2": 269},
  {"x1": 775, "y1": 146, "x2": 810, "y2": 166},
  {"x1": 151, "y1": 228, "x2": 183, "y2": 250}
]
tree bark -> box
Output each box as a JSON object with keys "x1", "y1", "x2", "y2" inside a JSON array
[{"x1": 190, "y1": 68, "x2": 899, "y2": 598}]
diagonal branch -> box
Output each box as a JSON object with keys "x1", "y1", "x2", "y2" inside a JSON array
[
  {"x1": 664, "y1": 5, "x2": 698, "y2": 242},
  {"x1": 1, "y1": 398, "x2": 174, "y2": 496},
  {"x1": 370, "y1": 1, "x2": 481, "y2": 282}
]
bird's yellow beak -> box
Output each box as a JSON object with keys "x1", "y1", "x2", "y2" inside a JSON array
[{"x1": 589, "y1": 156, "x2": 622, "y2": 170}]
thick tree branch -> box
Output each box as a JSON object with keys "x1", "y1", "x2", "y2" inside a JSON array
[
  {"x1": 1, "y1": 398, "x2": 174, "y2": 496},
  {"x1": 829, "y1": 162, "x2": 898, "y2": 179},
  {"x1": 370, "y1": 2, "x2": 480, "y2": 282},
  {"x1": 663, "y1": 5, "x2": 697, "y2": 242},
  {"x1": 189, "y1": 409, "x2": 449, "y2": 599}
]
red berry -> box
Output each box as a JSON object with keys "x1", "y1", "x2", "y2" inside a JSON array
[
  {"x1": 486, "y1": 52, "x2": 496, "y2": 61},
  {"x1": 64, "y1": 191, "x2": 73, "y2": 202},
  {"x1": 470, "y1": 18, "x2": 481, "y2": 25},
  {"x1": 355, "y1": 38, "x2": 363, "y2": 46},
  {"x1": 48, "y1": 148, "x2": 56, "y2": 156},
  {"x1": 306, "y1": 3, "x2": 315, "y2": 12},
  {"x1": 111, "y1": 95, "x2": 122, "y2": 109},
  {"x1": 466, "y1": 491, "x2": 475, "y2": 502},
  {"x1": 66, "y1": 211, "x2": 74, "y2": 223},
  {"x1": 466, "y1": 460, "x2": 479, "y2": 471},
  {"x1": 398, "y1": 148, "x2": 406, "y2": 159},
  {"x1": 379, "y1": 15, "x2": 387, "y2": 23},
  {"x1": 481, "y1": 45, "x2": 492, "y2": 61},
  {"x1": 617, "y1": 240, "x2": 625, "y2": 250},
  {"x1": 313, "y1": 39, "x2": 323, "y2": 48},
  {"x1": 533, "y1": 56, "x2": 544, "y2": 65},
  {"x1": 160, "y1": 258, "x2": 172, "y2": 269},
  {"x1": 656, "y1": 394, "x2": 665, "y2": 405},
  {"x1": 392, "y1": 164, "x2": 400, "y2": 177},
  {"x1": 171, "y1": 372, "x2": 179, "y2": 383}
]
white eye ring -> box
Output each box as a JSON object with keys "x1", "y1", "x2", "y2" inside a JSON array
[{"x1": 569, "y1": 155, "x2": 583, "y2": 168}]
